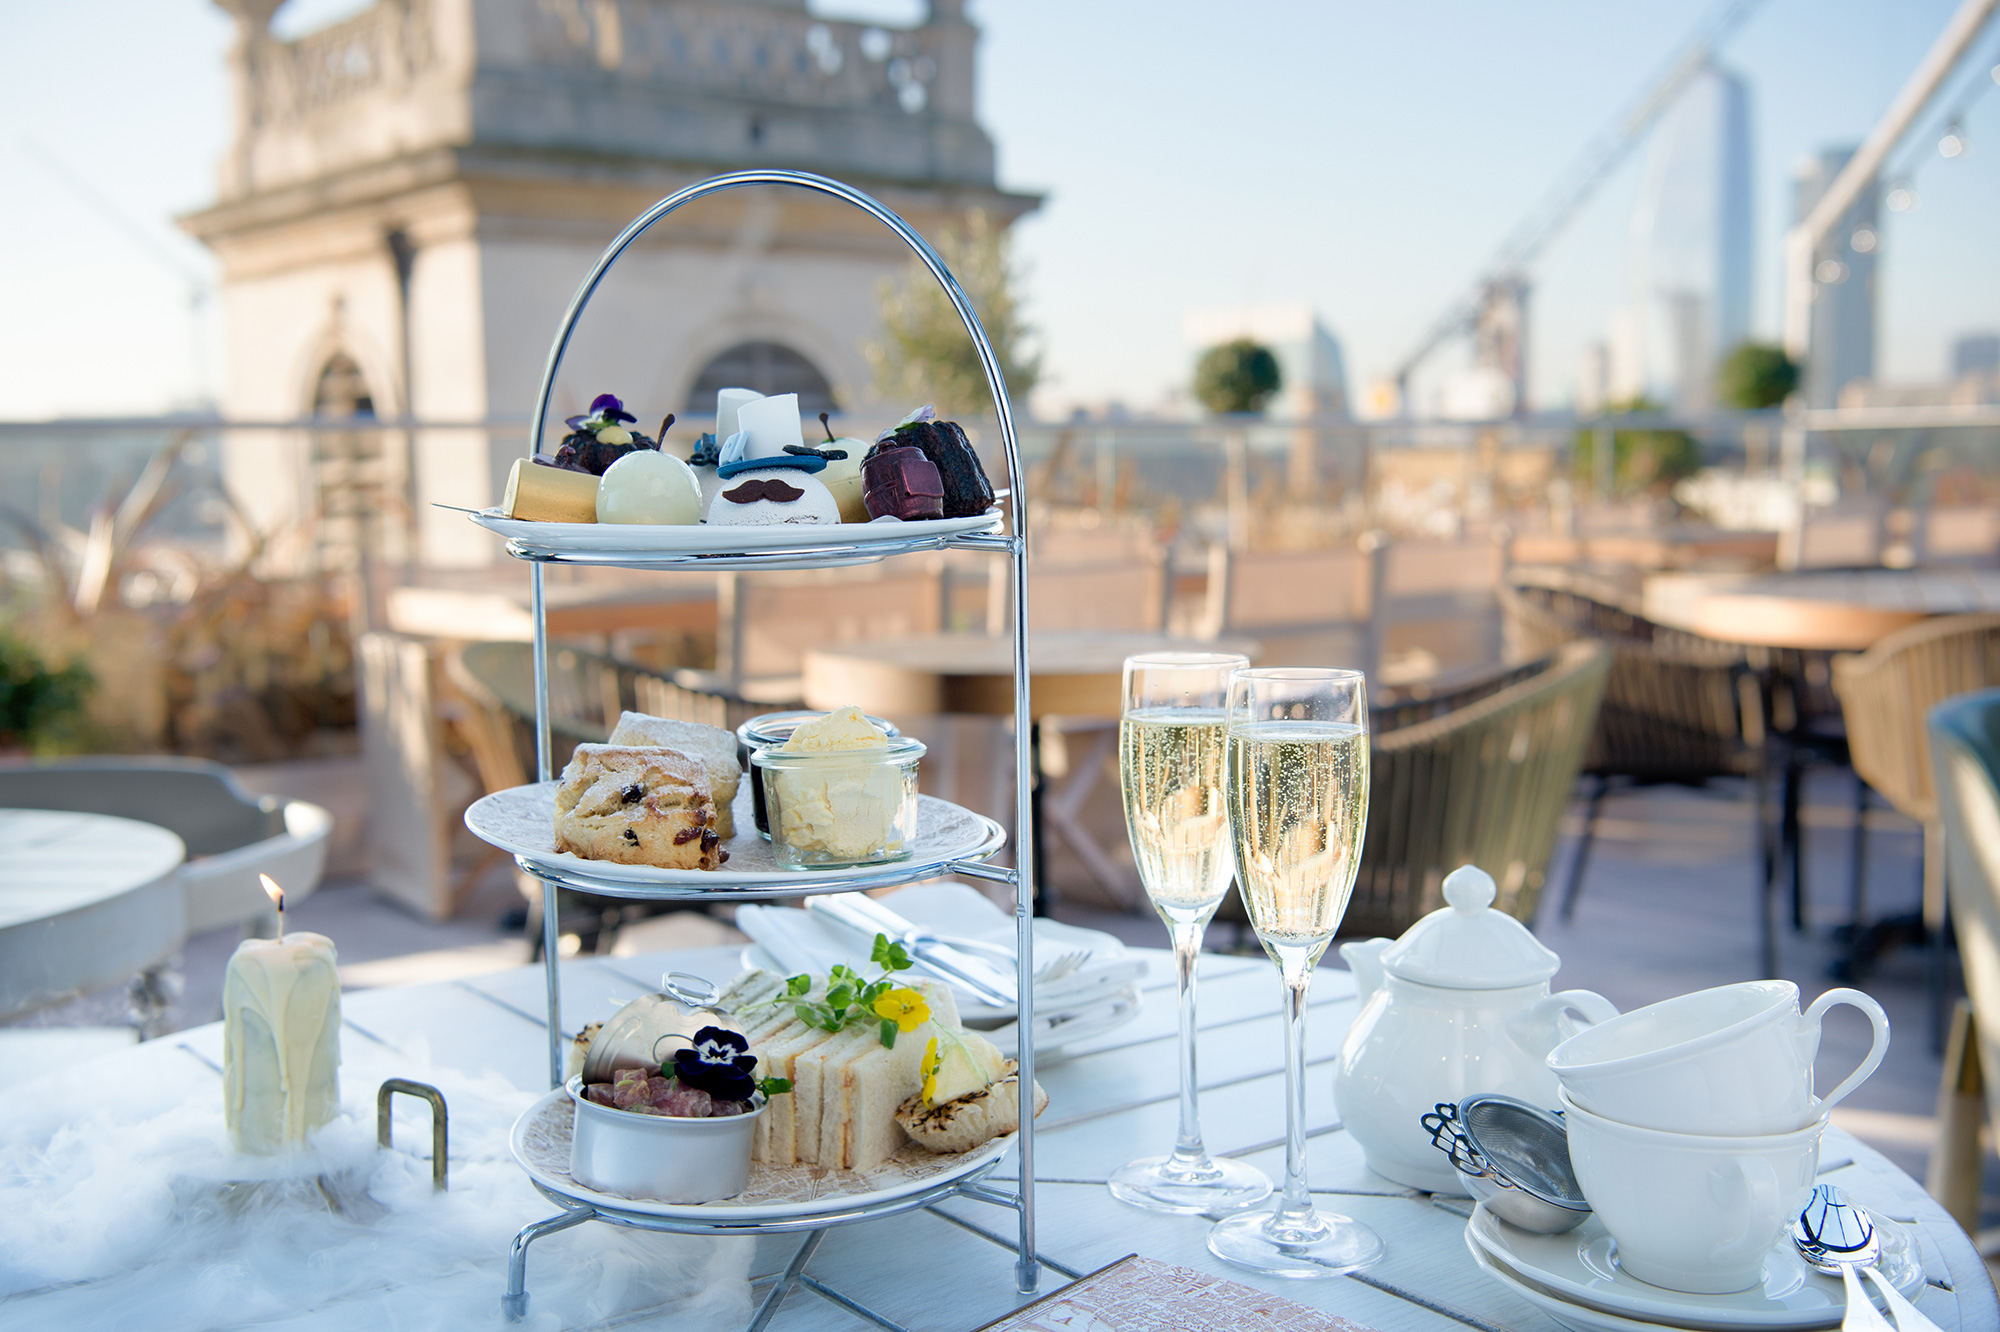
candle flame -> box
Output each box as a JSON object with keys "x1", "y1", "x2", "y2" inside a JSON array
[{"x1": 260, "y1": 874, "x2": 285, "y2": 912}]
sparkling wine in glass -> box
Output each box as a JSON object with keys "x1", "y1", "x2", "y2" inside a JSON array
[
  {"x1": 1208, "y1": 667, "x2": 1383, "y2": 1277},
  {"x1": 1107, "y1": 653, "x2": 1272, "y2": 1214}
]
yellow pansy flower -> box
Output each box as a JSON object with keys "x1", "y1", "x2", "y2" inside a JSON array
[
  {"x1": 921, "y1": 1036, "x2": 941, "y2": 1105},
  {"x1": 872, "y1": 986, "x2": 931, "y2": 1033}
]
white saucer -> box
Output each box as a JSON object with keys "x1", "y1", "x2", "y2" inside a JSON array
[{"x1": 1466, "y1": 1202, "x2": 1927, "y2": 1330}]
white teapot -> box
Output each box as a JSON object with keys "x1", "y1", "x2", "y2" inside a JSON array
[{"x1": 1333, "y1": 865, "x2": 1618, "y2": 1193}]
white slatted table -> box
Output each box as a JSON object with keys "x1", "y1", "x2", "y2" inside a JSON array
[{"x1": 5, "y1": 945, "x2": 1992, "y2": 1331}]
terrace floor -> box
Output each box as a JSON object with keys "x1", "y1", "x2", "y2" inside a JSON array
[{"x1": 12, "y1": 753, "x2": 1997, "y2": 1257}]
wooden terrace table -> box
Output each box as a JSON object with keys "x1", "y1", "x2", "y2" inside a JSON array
[
  {"x1": 1647, "y1": 569, "x2": 2000, "y2": 651},
  {"x1": 4, "y1": 944, "x2": 1991, "y2": 1331}
]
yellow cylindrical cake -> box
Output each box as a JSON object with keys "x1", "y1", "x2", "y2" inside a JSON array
[
  {"x1": 504, "y1": 457, "x2": 601, "y2": 522},
  {"x1": 222, "y1": 932, "x2": 342, "y2": 1154}
]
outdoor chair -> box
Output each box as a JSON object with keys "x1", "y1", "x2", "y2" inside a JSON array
[
  {"x1": 1786, "y1": 499, "x2": 1889, "y2": 570},
  {"x1": 705, "y1": 559, "x2": 948, "y2": 704},
  {"x1": 1502, "y1": 585, "x2": 1775, "y2": 955},
  {"x1": 992, "y1": 551, "x2": 1172, "y2": 905},
  {"x1": 0, "y1": 757, "x2": 332, "y2": 939},
  {"x1": 1833, "y1": 613, "x2": 2000, "y2": 1029},
  {"x1": 1918, "y1": 503, "x2": 2000, "y2": 567},
  {"x1": 1196, "y1": 543, "x2": 1375, "y2": 670},
  {"x1": 1921, "y1": 687, "x2": 2000, "y2": 1231},
  {"x1": 1212, "y1": 640, "x2": 1610, "y2": 942}
]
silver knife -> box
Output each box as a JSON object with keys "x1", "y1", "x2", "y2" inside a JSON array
[{"x1": 806, "y1": 893, "x2": 1020, "y2": 1007}]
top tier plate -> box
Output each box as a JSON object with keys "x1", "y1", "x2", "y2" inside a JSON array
[{"x1": 470, "y1": 508, "x2": 1005, "y2": 571}]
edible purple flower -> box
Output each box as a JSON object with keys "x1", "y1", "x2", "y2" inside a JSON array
[
  {"x1": 671, "y1": 1025, "x2": 758, "y2": 1102},
  {"x1": 564, "y1": 393, "x2": 639, "y2": 432}
]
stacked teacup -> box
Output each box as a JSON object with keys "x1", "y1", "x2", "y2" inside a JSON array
[{"x1": 1545, "y1": 980, "x2": 1891, "y2": 1295}]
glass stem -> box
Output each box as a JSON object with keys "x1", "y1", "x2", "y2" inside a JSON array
[
  {"x1": 1169, "y1": 917, "x2": 1210, "y2": 1166},
  {"x1": 1275, "y1": 960, "x2": 1317, "y2": 1228}
]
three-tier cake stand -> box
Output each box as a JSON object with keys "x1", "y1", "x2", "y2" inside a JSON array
[{"x1": 461, "y1": 170, "x2": 1042, "y2": 1327}]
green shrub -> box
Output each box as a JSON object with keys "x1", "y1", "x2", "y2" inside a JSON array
[
  {"x1": 0, "y1": 631, "x2": 92, "y2": 753},
  {"x1": 1194, "y1": 339, "x2": 1282, "y2": 416}
]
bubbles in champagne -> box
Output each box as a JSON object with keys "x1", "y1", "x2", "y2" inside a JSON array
[
  {"x1": 1226, "y1": 721, "x2": 1368, "y2": 948},
  {"x1": 1120, "y1": 708, "x2": 1234, "y2": 916}
]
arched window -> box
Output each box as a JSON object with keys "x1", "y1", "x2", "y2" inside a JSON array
[
  {"x1": 311, "y1": 353, "x2": 376, "y2": 420},
  {"x1": 686, "y1": 342, "x2": 836, "y2": 419}
]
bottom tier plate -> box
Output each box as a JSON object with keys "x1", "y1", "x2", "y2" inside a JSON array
[{"x1": 510, "y1": 1087, "x2": 1012, "y2": 1224}]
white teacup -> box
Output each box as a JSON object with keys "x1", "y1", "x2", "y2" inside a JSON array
[
  {"x1": 1560, "y1": 1088, "x2": 1824, "y2": 1295},
  {"x1": 1546, "y1": 980, "x2": 1888, "y2": 1135}
]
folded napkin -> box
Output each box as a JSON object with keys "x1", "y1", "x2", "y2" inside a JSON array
[{"x1": 736, "y1": 883, "x2": 1147, "y2": 1027}]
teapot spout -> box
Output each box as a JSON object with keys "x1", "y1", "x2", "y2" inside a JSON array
[{"x1": 1338, "y1": 937, "x2": 1391, "y2": 1005}]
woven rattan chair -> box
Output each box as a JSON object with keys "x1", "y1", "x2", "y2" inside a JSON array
[
  {"x1": 1502, "y1": 584, "x2": 1785, "y2": 964},
  {"x1": 1924, "y1": 687, "x2": 2000, "y2": 1230},
  {"x1": 1213, "y1": 641, "x2": 1610, "y2": 942},
  {"x1": 446, "y1": 641, "x2": 759, "y2": 956},
  {"x1": 1833, "y1": 614, "x2": 2000, "y2": 1023}
]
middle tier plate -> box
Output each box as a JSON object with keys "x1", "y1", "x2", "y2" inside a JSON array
[{"x1": 465, "y1": 781, "x2": 1007, "y2": 897}]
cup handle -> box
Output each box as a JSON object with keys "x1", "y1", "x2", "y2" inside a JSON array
[
  {"x1": 1802, "y1": 987, "x2": 1892, "y2": 1111},
  {"x1": 1712, "y1": 1156, "x2": 1782, "y2": 1264},
  {"x1": 1535, "y1": 988, "x2": 1621, "y2": 1039}
]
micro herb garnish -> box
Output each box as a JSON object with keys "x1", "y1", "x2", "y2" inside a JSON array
[{"x1": 777, "y1": 933, "x2": 924, "y2": 1047}]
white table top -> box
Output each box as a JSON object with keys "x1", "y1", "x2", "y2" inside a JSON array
[
  {"x1": 0, "y1": 807, "x2": 186, "y2": 1018},
  {"x1": 1, "y1": 944, "x2": 1991, "y2": 1332}
]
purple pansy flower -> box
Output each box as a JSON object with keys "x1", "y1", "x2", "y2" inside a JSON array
[
  {"x1": 564, "y1": 393, "x2": 638, "y2": 432},
  {"x1": 671, "y1": 1025, "x2": 758, "y2": 1102}
]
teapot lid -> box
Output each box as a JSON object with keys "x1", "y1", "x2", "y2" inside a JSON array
[{"x1": 1380, "y1": 865, "x2": 1560, "y2": 989}]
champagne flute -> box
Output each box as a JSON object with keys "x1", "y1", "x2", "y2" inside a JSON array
[
  {"x1": 1208, "y1": 667, "x2": 1383, "y2": 1277},
  {"x1": 1107, "y1": 653, "x2": 1272, "y2": 1214}
]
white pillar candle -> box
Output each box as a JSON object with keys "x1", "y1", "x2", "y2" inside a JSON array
[
  {"x1": 715, "y1": 387, "x2": 763, "y2": 441},
  {"x1": 222, "y1": 932, "x2": 342, "y2": 1154}
]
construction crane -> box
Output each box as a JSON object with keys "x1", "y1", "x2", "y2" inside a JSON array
[{"x1": 1380, "y1": 0, "x2": 1769, "y2": 416}]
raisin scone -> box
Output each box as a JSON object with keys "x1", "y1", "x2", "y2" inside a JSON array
[
  {"x1": 605, "y1": 711, "x2": 742, "y2": 839},
  {"x1": 553, "y1": 744, "x2": 726, "y2": 869}
]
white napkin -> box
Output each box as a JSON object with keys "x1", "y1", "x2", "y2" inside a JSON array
[{"x1": 736, "y1": 883, "x2": 1147, "y2": 1024}]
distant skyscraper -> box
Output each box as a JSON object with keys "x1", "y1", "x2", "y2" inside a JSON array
[
  {"x1": 1953, "y1": 333, "x2": 2000, "y2": 380},
  {"x1": 1616, "y1": 63, "x2": 1753, "y2": 413},
  {"x1": 1793, "y1": 146, "x2": 1879, "y2": 408}
]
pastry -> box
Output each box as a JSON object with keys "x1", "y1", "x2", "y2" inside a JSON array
[
  {"x1": 503, "y1": 457, "x2": 601, "y2": 522},
  {"x1": 861, "y1": 445, "x2": 945, "y2": 521},
  {"x1": 895, "y1": 1067, "x2": 1047, "y2": 1154},
  {"x1": 872, "y1": 405, "x2": 995, "y2": 518},
  {"x1": 596, "y1": 449, "x2": 703, "y2": 524},
  {"x1": 707, "y1": 392, "x2": 842, "y2": 525},
  {"x1": 551, "y1": 394, "x2": 660, "y2": 475},
  {"x1": 605, "y1": 711, "x2": 742, "y2": 839},
  {"x1": 553, "y1": 744, "x2": 725, "y2": 869},
  {"x1": 709, "y1": 471, "x2": 842, "y2": 525}
]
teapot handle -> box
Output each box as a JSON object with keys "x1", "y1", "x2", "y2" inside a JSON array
[{"x1": 1533, "y1": 989, "x2": 1621, "y2": 1041}]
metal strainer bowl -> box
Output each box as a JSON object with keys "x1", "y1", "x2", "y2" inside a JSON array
[{"x1": 1422, "y1": 1093, "x2": 1591, "y2": 1234}]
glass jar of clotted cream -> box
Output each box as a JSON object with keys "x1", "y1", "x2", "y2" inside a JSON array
[
  {"x1": 752, "y1": 734, "x2": 924, "y2": 869},
  {"x1": 736, "y1": 710, "x2": 901, "y2": 839}
]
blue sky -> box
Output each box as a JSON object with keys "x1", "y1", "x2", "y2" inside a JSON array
[{"x1": 0, "y1": 0, "x2": 1994, "y2": 419}]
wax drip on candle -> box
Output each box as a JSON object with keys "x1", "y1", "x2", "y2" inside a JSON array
[{"x1": 260, "y1": 873, "x2": 285, "y2": 938}]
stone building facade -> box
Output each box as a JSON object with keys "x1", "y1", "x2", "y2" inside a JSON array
[{"x1": 183, "y1": 0, "x2": 1037, "y2": 568}]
